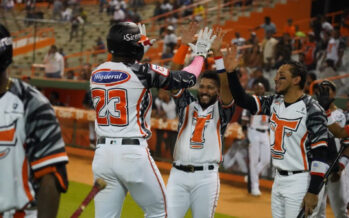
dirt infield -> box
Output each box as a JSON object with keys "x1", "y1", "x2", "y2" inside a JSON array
[{"x1": 67, "y1": 154, "x2": 335, "y2": 218}]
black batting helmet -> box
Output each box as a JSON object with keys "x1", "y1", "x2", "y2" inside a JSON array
[
  {"x1": 0, "y1": 24, "x2": 12, "y2": 72},
  {"x1": 107, "y1": 22, "x2": 144, "y2": 61}
]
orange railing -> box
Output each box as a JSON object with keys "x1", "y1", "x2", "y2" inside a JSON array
[{"x1": 309, "y1": 74, "x2": 349, "y2": 95}]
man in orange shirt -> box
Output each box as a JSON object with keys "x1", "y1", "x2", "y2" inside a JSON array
[{"x1": 284, "y1": 18, "x2": 296, "y2": 38}]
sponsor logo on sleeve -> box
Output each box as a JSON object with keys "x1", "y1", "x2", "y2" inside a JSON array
[{"x1": 91, "y1": 69, "x2": 131, "y2": 86}]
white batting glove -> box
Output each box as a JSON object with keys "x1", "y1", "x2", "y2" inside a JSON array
[
  {"x1": 138, "y1": 23, "x2": 156, "y2": 53},
  {"x1": 188, "y1": 27, "x2": 216, "y2": 58}
]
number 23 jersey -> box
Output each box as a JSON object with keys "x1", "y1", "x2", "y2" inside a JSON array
[
  {"x1": 90, "y1": 61, "x2": 197, "y2": 139},
  {"x1": 252, "y1": 94, "x2": 328, "y2": 171}
]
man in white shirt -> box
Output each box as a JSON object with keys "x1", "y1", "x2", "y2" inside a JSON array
[
  {"x1": 43, "y1": 45, "x2": 64, "y2": 78},
  {"x1": 163, "y1": 25, "x2": 177, "y2": 53}
]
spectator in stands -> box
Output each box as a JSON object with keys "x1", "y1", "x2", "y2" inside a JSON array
[
  {"x1": 182, "y1": 0, "x2": 193, "y2": 17},
  {"x1": 295, "y1": 25, "x2": 306, "y2": 38},
  {"x1": 274, "y1": 33, "x2": 292, "y2": 69},
  {"x1": 94, "y1": 37, "x2": 106, "y2": 51},
  {"x1": 193, "y1": 4, "x2": 205, "y2": 22},
  {"x1": 283, "y1": 18, "x2": 295, "y2": 38},
  {"x1": 319, "y1": 59, "x2": 342, "y2": 88},
  {"x1": 163, "y1": 25, "x2": 177, "y2": 54},
  {"x1": 65, "y1": 70, "x2": 76, "y2": 80},
  {"x1": 160, "y1": 0, "x2": 173, "y2": 14},
  {"x1": 78, "y1": 63, "x2": 92, "y2": 80},
  {"x1": 326, "y1": 29, "x2": 345, "y2": 68},
  {"x1": 161, "y1": 46, "x2": 174, "y2": 66},
  {"x1": 261, "y1": 30, "x2": 278, "y2": 71},
  {"x1": 52, "y1": 0, "x2": 63, "y2": 20},
  {"x1": 231, "y1": 32, "x2": 246, "y2": 46},
  {"x1": 251, "y1": 16, "x2": 276, "y2": 37},
  {"x1": 302, "y1": 32, "x2": 317, "y2": 70},
  {"x1": 43, "y1": 45, "x2": 65, "y2": 78},
  {"x1": 320, "y1": 15, "x2": 334, "y2": 39},
  {"x1": 153, "y1": 1, "x2": 162, "y2": 21},
  {"x1": 58, "y1": 48, "x2": 65, "y2": 57},
  {"x1": 129, "y1": 0, "x2": 144, "y2": 8},
  {"x1": 152, "y1": 89, "x2": 177, "y2": 156},
  {"x1": 70, "y1": 15, "x2": 84, "y2": 40},
  {"x1": 119, "y1": 0, "x2": 127, "y2": 10},
  {"x1": 49, "y1": 91, "x2": 65, "y2": 106},
  {"x1": 107, "y1": 0, "x2": 119, "y2": 15},
  {"x1": 79, "y1": 7, "x2": 87, "y2": 22},
  {"x1": 111, "y1": 5, "x2": 125, "y2": 24},
  {"x1": 246, "y1": 31, "x2": 258, "y2": 45},
  {"x1": 61, "y1": 6, "x2": 73, "y2": 21},
  {"x1": 304, "y1": 72, "x2": 317, "y2": 94}
]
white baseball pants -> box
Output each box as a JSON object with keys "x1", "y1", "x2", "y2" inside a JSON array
[
  {"x1": 92, "y1": 141, "x2": 167, "y2": 218},
  {"x1": 247, "y1": 128, "x2": 270, "y2": 191},
  {"x1": 167, "y1": 166, "x2": 220, "y2": 218},
  {"x1": 312, "y1": 174, "x2": 348, "y2": 218},
  {"x1": 271, "y1": 171, "x2": 310, "y2": 218}
]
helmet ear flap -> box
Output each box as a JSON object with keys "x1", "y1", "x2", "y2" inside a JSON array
[{"x1": 0, "y1": 24, "x2": 13, "y2": 72}]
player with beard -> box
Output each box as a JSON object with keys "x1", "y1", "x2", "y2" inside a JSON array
[
  {"x1": 166, "y1": 30, "x2": 236, "y2": 218},
  {"x1": 226, "y1": 57, "x2": 329, "y2": 217}
]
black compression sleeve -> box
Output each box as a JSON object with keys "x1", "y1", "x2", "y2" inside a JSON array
[
  {"x1": 308, "y1": 146, "x2": 328, "y2": 194},
  {"x1": 227, "y1": 71, "x2": 257, "y2": 113}
]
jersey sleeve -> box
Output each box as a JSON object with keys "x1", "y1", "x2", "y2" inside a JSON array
[
  {"x1": 218, "y1": 100, "x2": 235, "y2": 134},
  {"x1": 172, "y1": 89, "x2": 196, "y2": 113},
  {"x1": 241, "y1": 109, "x2": 250, "y2": 121},
  {"x1": 252, "y1": 94, "x2": 274, "y2": 116},
  {"x1": 134, "y1": 63, "x2": 197, "y2": 90},
  {"x1": 24, "y1": 85, "x2": 68, "y2": 192},
  {"x1": 306, "y1": 98, "x2": 328, "y2": 150}
]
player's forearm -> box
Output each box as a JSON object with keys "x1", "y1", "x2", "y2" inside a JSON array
[
  {"x1": 37, "y1": 174, "x2": 60, "y2": 218},
  {"x1": 171, "y1": 44, "x2": 189, "y2": 70},
  {"x1": 328, "y1": 123, "x2": 349, "y2": 138},
  {"x1": 214, "y1": 56, "x2": 233, "y2": 105},
  {"x1": 182, "y1": 56, "x2": 204, "y2": 78},
  {"x1": 227, "y1": 71, "x2": 257, "y2": 112},
  {"x1": 308, "y1": 146, "x2": 329, "y2": 194}
]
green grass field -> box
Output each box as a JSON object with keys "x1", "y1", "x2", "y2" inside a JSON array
[{"x1": 58, "y1": 181, "x2": 234, "y2": 218}]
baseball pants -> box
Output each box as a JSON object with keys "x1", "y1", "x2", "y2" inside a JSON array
[
  {"x1": 92, "y1": 139, "x2": 167, "y2": 218},
  {"x1": 247, "y1": 128, "x2": 270, "y2": 191},
  {"x1": 312, "y1": 175, "x2": 348, "y2": 218},
  {"x1": 167, "y1": 165, "x2": 220, "y2": 218},
  {"x1": 271, "y1": 171, "x2": 311, "y2": 218}
]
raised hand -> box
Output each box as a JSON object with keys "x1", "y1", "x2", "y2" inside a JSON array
[
  {"x1": 180, "y1": 22, "x2": 200, "y2": 45},
  {"x1": 223, "y1": 44, "x2": 240, "y2": 72},
  {"x1": 138, "y1": 23, "x2": 156, "y2": 53},
  {"x1": 211, "y1": 27, "x2": 225, "y2": 56},
  {"x1": 188, "y1": 27, "x2": 216, "y2": 58}
]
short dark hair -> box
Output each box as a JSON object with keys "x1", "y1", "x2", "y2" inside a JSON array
[
  {"x1": 283, "y1": 60, "x2": 307, "y2": 89},
  {"x1": 200, "y1": 71, "x2": 220, "y2": 88}
]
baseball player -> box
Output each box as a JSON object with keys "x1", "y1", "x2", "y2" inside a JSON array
[
  {"x1": 90, "y1": 22, "x2": 216, "y2": 218},
  {"x1": 241, "y1": 81, "x2": 270, "y2": 196},
  {"x1": 0, "y1": 24, "x2": 69, "y2": 218},
  {"x1": 311, "y1": 80, "x2": 348, "y2": 218},
  {"x1": 166, "y1": 29, "x2": 235, "y2": 218},
  {"x1": 227, "y1": 57, "x2": 329, "y2": 217}
]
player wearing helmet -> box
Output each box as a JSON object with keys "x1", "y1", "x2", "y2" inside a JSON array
[
  {"x1": 0, "y1": 23, "x2": 69, "y2": 218},
  {"x1": 90, "y1": 22, "x2": 216, "y2": 218}
]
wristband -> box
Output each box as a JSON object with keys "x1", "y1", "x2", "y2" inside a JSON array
[
  {"x1": 214, "y1": 56, "x2": 225, "y2": 73},
  {"x1": 173, "y1": 44, "x2": 189, "y2": 65},
  {"x1": 339, "y1": 156, "x2": 349, "y2": 170}
]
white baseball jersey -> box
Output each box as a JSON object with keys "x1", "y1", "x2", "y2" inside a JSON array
[
  {"x1": 172, "y1": 89, "x2": 235, "y2": 164},
  {"x1": 326, "y1": 38, "x2": 340, "y2": 63},
  {"x1": 0, "y1": 79, "x2": 68, "y2": 212},
  {"x1": 90, "y1": 61, "x2": 197, "y2": 139},
  {"x1": 252, "y1": 94, "x2": 328, "y2": 171},
  {"x1": 242, "y1": 109, "x2": 269, "y2": 130}
]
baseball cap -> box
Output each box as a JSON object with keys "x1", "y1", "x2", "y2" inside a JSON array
[{"x1": 167, "y1": 25, "x2": 174, "y2": 31}]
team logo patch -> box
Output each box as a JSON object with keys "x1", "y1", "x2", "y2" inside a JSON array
[
  {"x1": 91, "y1": 69, "x2": 130, "y2": 86},
  {"x1": 150, "y1": 64, "x2": 169, "y2": 77},
  {"x1": 0, "y1": 148, "x2": 10, "y2": 159}
]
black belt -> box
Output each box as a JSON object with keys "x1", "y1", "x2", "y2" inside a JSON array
[
  {"x1": 277, "y1": 169, "x2": 307, "y2": 176},
  {"x1": 173, "y1": 163, "x2": 215, "y2": 173},
  {"x1": 97, "y1": 137, "x2": 140, "y2": 145},
  {"x1": 255, "y1": 128, "x2": 267, "y2": 133}
]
